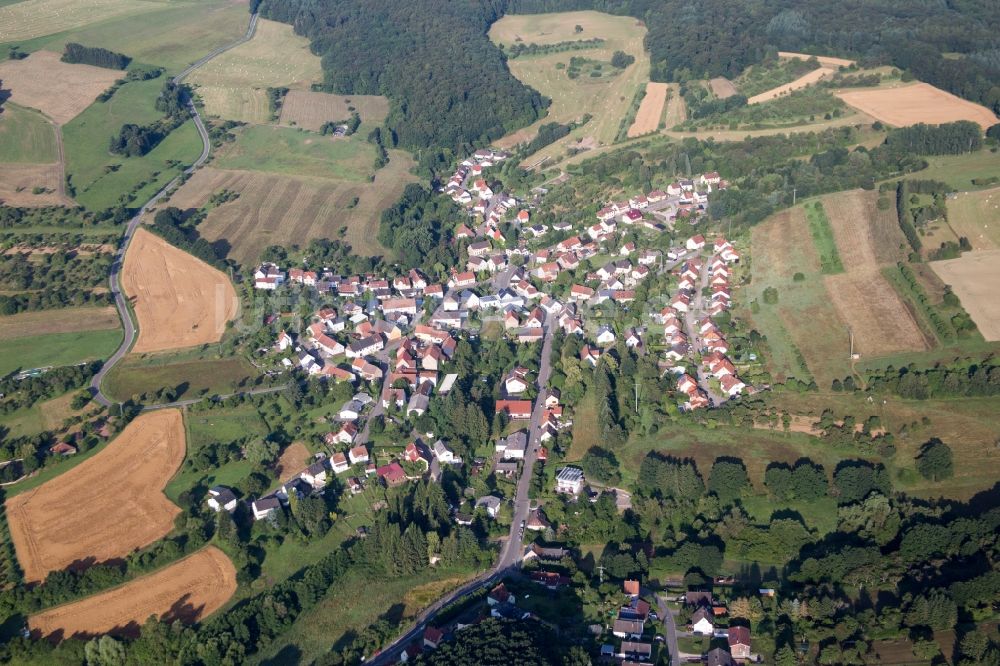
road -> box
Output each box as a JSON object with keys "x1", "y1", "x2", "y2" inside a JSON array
[
  {"x1": 368, "y1": 316, "x2": 557, "y2": 664},
  {"x1": 89, "y1": 13, "x2": 259, "y2": 407},
  {"x1": 655, "y1": 594, "x2": 682, "y2": 666},
  {"x1": 682, "y1": 252, "x2": 724, "y2": 406}
]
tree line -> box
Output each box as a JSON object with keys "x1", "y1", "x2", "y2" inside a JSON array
[
  {"x1": 109, "y1": 81, "x2": 189, "y2": 157},
  {"x1": 61, "y1": 43, "x2": 131, "y2": 70}
]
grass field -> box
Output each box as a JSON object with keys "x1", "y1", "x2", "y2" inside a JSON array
[
  {"x1": 803, "y1": 202, "x2": 844, "y2": 273},
  {"x1": 708, "y1": 77, "x2": 738, "y2": 98},
  {"x1": 0, "y1": 306, "x2": 119, "y2": 340},
  {"x1": 489, "y1": 11, "x2": 650, "y2": 166},
  {"x1": 0, "y1": 328, "x2": 122, "y2": 377},
  {"x1": 893, "y1": 151, "x2": 1000, "y2": 192},
  {"x1": 188, "y1": 18, "x2": 322, "y2": 124},
  {"x1": 0, "y1": 390, "x2": 91, "y2": 439},
  {"x1": 103, "y1": 354, "x2": 258, "y2": 402},
  {"x1": 0, "y1": 103, "x2": 58, "y2": 163},
  {"x1": 213, "y1": 125, "x2": 374, "y2": 181},
  {"x1": 62, "y1": 76, "x2": 203, "y2": 210},
  {"x1": 946, "y1": 187, "x2": 1000, "y2": 250},
  {"x1": 1, "y1": 0, "x2": 249, "y2": 74},
  {"x1": 279, "y1": 91, "x2": 389, "y2": 132},
  {"x1": 0, "y1": 0, "x2": 152, "y2": 43},
  {"x1": 0, "y1": 50, "x2": 121, "y2": 125}
]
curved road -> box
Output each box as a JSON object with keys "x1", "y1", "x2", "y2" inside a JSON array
[{"x1": 90, "y1": 13, "x2": 259, "y2": 407}]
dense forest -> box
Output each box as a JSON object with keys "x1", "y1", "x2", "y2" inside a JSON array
[{"x1": 61, "y1": 43, "x2": 131, "y2": 70}]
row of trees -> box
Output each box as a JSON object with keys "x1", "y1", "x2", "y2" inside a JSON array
[{"x1": 61, "y1": 43, "x2": 130, "y2": 69}]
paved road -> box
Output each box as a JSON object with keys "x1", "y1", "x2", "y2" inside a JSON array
[
  {"x1": 682, "y1": 252, "x2": 724, "y2": 407},
  {"x1": 655, "y1": 594, "x2": 682, "y2": 666},
  {"x1": 89, "y1": 13, "x2": 259, "y2": 407}
]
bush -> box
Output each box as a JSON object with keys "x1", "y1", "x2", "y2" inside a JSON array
[{"x1": 916, "y1": 438, "x2": 953, "y2": 481}]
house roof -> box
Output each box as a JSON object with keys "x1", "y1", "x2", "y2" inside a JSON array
[{"x1": 728, "y1": 625, "x2": 751, "y2": 647}]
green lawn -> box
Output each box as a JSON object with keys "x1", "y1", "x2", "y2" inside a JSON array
[
  {"x1": 887, "y1": 150, "x2": 1000, "y2": 191},
  {"x1": 0, "y1": 328, "x2": 122, "y2": 377},
  {"x1": 213, "y1": 125, "x2": 374, "y2": 181},
  {"x1": 804, "y1": 202, "x2": 845, "y2": 274},
  {"x1": 62, "y1": 76, "x2": 203, "y2": 210},
  {"x1": 103, "y1": 354, "x2": 259, "y2": 402},
  {"x1": 0, "y1": 103, "x2": 58, "y2": 163}
]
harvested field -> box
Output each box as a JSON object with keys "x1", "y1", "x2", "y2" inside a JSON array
[
  {"x1": 188, "y1": 18, "x2": 322, "y2": 123},
  {"x1": 836, "y1": 82, "x2": 998, "y2": 129},
  {"x1": 276, "y1": 442, "x2": 312, "y2": 483},
  {"x1": 709, "y1": 77, "x2": 738, "y2": 98},
  {"x1": 123, "y1": 228, "x2": 238, "y2": 353},
  {"x1": 627, "y1": 82, "x2": 668, "y2": 138},
  {"x1": 6, "y1": 409, "x2": 186, "y2": 582},
  {"x1": 279, "y1": 91, "x2": 390, "y2": 132},
  {"x1": 0, "y1": 51, "x2": 120, "y2": 125},
  {"x1": 166, "y1": 158, "x2": 416, "y2": 263},
  {"x1": 0, "y1": 306, "x2": 119, "y2": 340},
  {"x1": 0, "y1": 0, "x2": 150, "y2": 43},
  {"x1": 29, "y1": 546, "x2": 236, "y2": 641},
  {"x1": 0, "y1": 163, "x2": 71, "y2": 207},
  {"x1": 822, "y1": 190, "x2": 905, "y2": 271},
  {"x1": 930, "y1": 250, "x2": 1000, "y2": 341},
  {"x1": 947, "y1": 187, "x2": 1000, "y2": 250},
  {"x1": 778, "y1": 51, "x2": 855, "y2": 68},
  {"x1": 748, "y1": 67, "x2": 834, "y2": 105}
]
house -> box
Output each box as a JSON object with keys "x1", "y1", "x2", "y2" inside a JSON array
[
  {"x1": 496, "y1": 400, "x2": 533, "y2": 420},
  {"x1": 517, "y1": 327, "x2": 543, "y2": 344},
  {"x1": 494, "y1": 461, "x2": 519, "y2": 478},
  {"x1": 377, "y1": 461, "x2": 407, "y2": 486},
  {"x1": 504, "y1": 368, "x2": 531, "y2": 395},
  {"x1": 498, "y1": 430, "x2": 527, "y2": 460},
  {"x1": 339, "y1": 400, "x2": 364, "y2": 421},
  {"x1": 251, "y1": 496, "x2": 281, "y2": 521},
  {"x1": 423, "y1": 626, "x2": 444, "y2": 650},
  {"x1": 468, "y1": 240, "x2": 491, "y2": 257},
  {"x1": 526, "y1": 508, "x2": 550, "y2": 531},
  {"x1": 686, "y1": 234, "x2": 706, "y2": 251},
  {"x1": 620, "y1": 641, "x2": 652, "y2": 662},
  {"x1": 475, "y1": 495, "x2": 502, "y2": 518},
  {"x1": 555, "y1": 466, "x2": 585, "y2": 494},
  {"x1": 596, "y1": 325, "x2": 616, "y2": 346},
  {"x1": 728, "y1": 626, "x2": 751, "y2": 661},
  {"x1": 691, "y1": 606, "x2": 715, "y2": 635},
  {"x1": 625, "y1": 328, "x2": 642, "y2": 348},
  {"x1": 433, "y1": 439, "x2": 455, "y2": 464},
  {"x1": 623, "y1": 580, "x2": 640, "y2": 597},
  {"x1": 488, "y1": 583, "x2": 512, "y2": 606},
  {"x1": 720, "y1": 374, "x2": 746, "y2": 397},
  {"x1": 346, "y1": 334, "x2": 383, "y2": 359},
  {"x1": 612, "y1": 618, "x2": 644, "y2": 640},
  {"x1": 706, "y1": 648, "x2": 734, "y2": 666},
  {"x1": 348, "y1": 445, "x2": 369, "y2": 465},
  {"x1": 303, "y1": 461, "x2": 331, "y2": 486},
  {"x1": 407, "y1": 393, "x2": 430, "y2": 417},
  {"x1": 686, "y1": 591, "x2": 714, "y2": 608},
  {"x1": 531, "y1": 571, "x2": 571, "y2": 590},
  {"x1": 254, "y1": 263, "x2": 285, "y2": 289},
  {"x1": 49, "y1": 442, "x2": 77, "y2": 456},
  {"x1": 207, "y1": 486, "x2": 238, "y2": 513},
  {"x1": 276, "y1": 330, "x2": 294, "y2": 351}
]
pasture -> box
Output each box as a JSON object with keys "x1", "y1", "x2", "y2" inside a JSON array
[
  {"x1": 627, "y1": 82, "x2": 668, "y2": 138},
  {"x1": 122, "y1": 228, "x2": 239, "y2": 354},
  {"x1": 29, "y1": 546, "x2": 236, "y2": 640},
  {"x1": 188, "y1": 18, "x2": 322, "y2": 124},
  {"x1": 0, "y1": 163, "x2": 70, "y2": 207},
  {"x1": 0, "y1": 0, "x2": 150, "y2": 43},
  {"x1": 103, "y1": 354, "x2": 258, "y2": 402},
  {"x1": 0, "y1": 51, "x2": 120, "y2": 125},
  {"x1": 946, "y1": 187, "x2": 1000, "y2": 250},
  {"x1": 213, "y1": 125, "x2": 374, "y2": 181},
  {"x1": 0, "y1": 103, "x2": 58, "y2": 163},
  {"x1": 0, "y1": 306, "x2": 119, "y2": 341},
  {"x1": 708, "y1": 77, "x2": 738, "y2": 98},
  {"x1": 489, "y1": 11, "x2": 649, "y2": 164},
  {"x1": 929, "y1": 249, "x2": 1000, "y2": 341},
  {"x1": 279, "y1": 91, "x2": 389, "y2": 132},
  {"x1": 5, "y1": 408, "x2": 186, "y2": 583},
  {"x1": 836, "y1": 82, "x2": 998, "y2": 129},
  {"x1": 0, "y1": 329, "x2": 122, "y2": 377}
]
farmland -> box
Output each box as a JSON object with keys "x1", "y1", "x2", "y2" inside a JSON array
[
  {"x1": 0, "y1": 329, "x2": 122, "y2": 378},
  {"x1": 837, "y1": 82, "x2": 999, "y2": 129},
  {"x1": 747, "y1": 67, "x2": 834, "y2": 105},
  {"x1": 29, "y1": 546, "x2": 236, "y2": 640},
  {"x1": 213, "y1": 125, "x2": 374, "y2": 181},
  {"x1": 122, "y1": 228, "x2": 239, "y2": 354},
  {"x1": 489, "y1": 11, "x2": 649, "y2": 165},
  {"x1": 0, "y1": 51, "x2": 120, "y2": 125},
  {"x1": 946, "y1": 187, "x2": 1000, "y2": 250},
  {"x1": 929, "y1": 250, "x2": 1000, "y2": 341},
  {"x1": 103, "y1": 354, "x2": 258, "y2": 403},
  {"x1": 5, "y1": 409, "x2": 186, "y2": 582},
  {"x1": 0, "y1": 104, "x2": 58, "y2": 163},
  {"x1": 187, "y1": 18, "x2": 322, "y2": 124},
  {"x1": 0, "y1": 306, "x2": 120, "y2": 341},
  {"x1": 279, "y1": 91, "x2": 390, "y2": 132},
  {"x1": 0, "y1": 0, "x2": 151, "y2": 43},
  {"x1": 777, "y1": 51, "x2": 855, "y2": 68},
  {"x1": 0, "y1": 163, "x2": 71, "y2": 207},
  {"x1": 626, "y1": 82, "x2": 668, "y2": 138}
]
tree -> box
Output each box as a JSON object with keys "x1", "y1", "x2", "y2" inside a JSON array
[
  {"x1": 581, "y1": 446, "x2": 621, "y2": 485},
  {"x1": 245, "y1": 439, "x2": 280, "y2": 466},
  {"x1": 916, "y1": 438, "x2": 953, "y2": 481},
  {"x1": 708, "y1": 458, "x2": 749, "y2": 505},
  {"x1": 611, "y1": 51, "x2": 636, "y2": 69}
]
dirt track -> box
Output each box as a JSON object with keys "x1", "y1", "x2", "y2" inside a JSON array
[
  {"x1": 29, "y1": 546, "x2": 236, "y2": 641},
  {"x1": 122, "y1": 228, "x2": 238, "y2": 353},
  {"x1": 6, "y1": 409, "x2": 186, "y2": 582},
  {"x1": 837, "y1": 83, "x2": 999, "y2": 129}
]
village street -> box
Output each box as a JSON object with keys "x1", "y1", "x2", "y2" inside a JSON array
[{"x1": 683, "y1": 255, "x2": 724, "y2": 406}]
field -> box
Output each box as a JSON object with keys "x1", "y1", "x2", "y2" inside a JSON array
[
  {"x1": 5, "y1": 409, "x2": 186, "y2": 582},
  {"x1": 747, "y1": 67, "x2": 834, "y2": 105},
  {"x1": 0, "y1": 306, "x2": 119, "y2": 340},
  {"x1": 279, "y1": 91, "x2": 390, "y2": 132},
  {"x1": 836, "y1": 82, "x2": 999, "y2": 129},
  {"x1": 946, "y1": 187, "x2": 1000, "y2": 250},
  {"x1": 627, "y1": 82, "x2": 668, "y2": 138},
  {"x1": 929, "y1": 250, "x2": 1000, "y2": 341},
  {"x1": 0, "y1": 51, "x2": 120, "y2": 125},
  {"x1": 122, "y1": 228, "x2": 239, "y2": 354},
  {"x1": 0, "y1": 0, "x2": 151, "y2": 43},
  {"x1": 29, "y1": 546, "x2": 236, "y2": 640},
  {"x1": 62, "y1": 76, "x2": 203, "y2": 210},
  {"x1": 275, "y1": 442, "x2": 312, "y2": 483},
  {"x1": 0, "y1": 104, "x2": 58, "y2": 163},
  {"x1": 777, "y1": 51, "x2": 855, "y2": 68},
  {"x1": 0, "y1": 163, "x2": 71, "y2": 207},
  {"x1": 661, "y1": 83, "x2": 686, "y2": 127},
  {"x1": 104, "y1": 354, "x2": 258, "y2": 402},
  {"x1": 1, "y1": 0, "x2": 250, "y2": 74},
  {"x1": 804, "y1": 202, "x2": 844, "y2": 273},
  {"x1": 489, "y1": 11, "x2": 650, "y2": 165},
  {"x1": 213, "y1": 125, "x2": 374, "y2": 180},
  {"x1": 0, "y1": 329, "x2": 122, "y2": 377},
  {"x1": 188, "y1": 18, "x2": 322, "y2": 124},
  {"x1": 708, "y1": 77, "x2": 738, "y2": 98}
]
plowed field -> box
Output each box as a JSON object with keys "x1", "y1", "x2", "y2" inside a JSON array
[{"x1": 627, "y1": 82, "x2": 668, "y2": 137}]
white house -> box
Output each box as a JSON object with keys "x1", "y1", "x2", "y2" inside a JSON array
[
  {"x1": 252, "y1": 497, "x2": 281, "y2": 521},
  {"x1": 475, "y1": 495, "x2": 502, "y2": 519},
  {"x1": 433, "y1": 439, "x2": 455, "y2": 464},
  {"x1": 207, "y1": 486, "x2": 238, "y2": 513},
  {"x1": 555, "y1": 466, "x2": 584, "y2": 494},
  {"x1": 691, "y1": 607, "x2": 715, "y2": 635},
  {"x1": 596, "y1": 325, "x2": 616, "y2": 346}
]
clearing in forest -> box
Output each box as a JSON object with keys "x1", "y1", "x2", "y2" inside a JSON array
[
  {"x1": 627, "y1": 82, "x2": 668, "y2": 137},
  {"x1": 29, "y1": 546, "x2": 236, "y2": 640},
  {"x1": 930, "y1": 250, "x2": 1000, "y2": 341},
  {"x1": 187, "y1": 18, "x2": 322, "y2": 124},
  {"x1": 279, "y1": 91, "x2": 390, "y2": 132},
  {"x1": 6, "y1": 409, "x2": 186, "y2": 583},
  {"x1": 946, "y1": 187, "x2": 1000, "y2": 250},
  {"x1": 836, "y1": 82, "x2": 998, "y2": 129},
  {"x1": 122, "y1": 228, "x2": 238, "y2": 354},
  {"x1": 708, "y1": 77, "x2": 738, "y2": 98},
  {"x1": 778, "y1": 52, "x2": 855, "y2": 68},
  {"x1": 0, "y1": 51, "x2": 120, "y2": 125}
]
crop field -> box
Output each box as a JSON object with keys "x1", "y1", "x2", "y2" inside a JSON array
[
  {"x1": 747, "y1": 67, "x2": 834, "y2": 105},
  {"x1": 0, "y1": 306, "x2": 119, "y2": 340},
  {"x1": 778, "y1": 51, "x2": 855, "y2": 68},
  {"x1": 3, "y1": 0, "x2": 249, "y2": 74},
  {"x1": 489, "y1": 11, "x2": 649, "y2": 165},
  {"x1": 122, "y1": 228, "x2": 238, "y2": 354},
  {"x1": 275, "y1": 442, "x2": 312, "y2": 483},
  {"x1": 29, "y1": 546, "x2": 236, "y2": 640},
  {"x1": 626, "y1": 82, "x2": 668, "y2": 138},
  {"x1": 837, "y1": 82, "x2": 999, "y2": 129},
  {"x1": 804, "y1": 202, "x2": 844, "y2": 273},
  {"x1": 279, "y1": 91, "x2": 390, "y2": 132},
  {"x1": 0, "y1": 103, "x2": 58, "y2": 163},
  {"x1": 0, "y1": 163, "x2": 70, "y2": 207},
  {"x1": 0, "y1": 51, "x2": 120, "y2": 125},
  {"x1": 188, "y1": 18, "x2": 322, "y2": 124},
  {"x1": 6, "y1": 408, "x2": 185, "y2": 582},
  {"x1": 0, "y1": 0, "x2": 151, "y2": 43},
  {"x1": 104, "y1": 355, "x2": 258, "y2": 402},
  {"x1": 930, "y1": 249, "x2": 1000, "y2": 341},
  {"x1": 213, "y1": 125, "x2": 374, "y2": 180},
  {"x1": 946, "y1": 187, "x2": 1000, "y2": 250}
]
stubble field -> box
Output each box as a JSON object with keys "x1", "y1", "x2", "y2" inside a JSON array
[
  {"x1": 946, "y1": 187, "x2": 1000, "y2": 250},
  {"x1": 929, "y1": 249, "x2": 1000, "y2": 341},
  {"x1": 708, "y1": 77, "x2": 738, "y2": 98},
  {"x1": 0, "y1": 0, "x2": 150, "y2": 43},
  {"x1": 279, "y1": 91, "x2": 390, "y2": 132},
  {"x1": 29, "y1": 546, "x2": 236, "y2": 640},
  {"x1": 0, "y1": 163, "x2": 70, "y2": 207},
  {"x1": 836, "y1": 82, "x2": 999, "y2": 129},
  {"x1": 627, "y1": 81, "x2": 668, "y2": 137},
  {"x1": 122, "y1": 228, "x2": 239, "y2": 353},
  {"x1": 0, "y1": 51, "x2": 120, "y2": 125},
  {"x1": 777, "y1": 51, "x2": 855, "y2": 68},
  {"x1": 6, "y1": 409, "x2": 186, "y2": 582}
]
